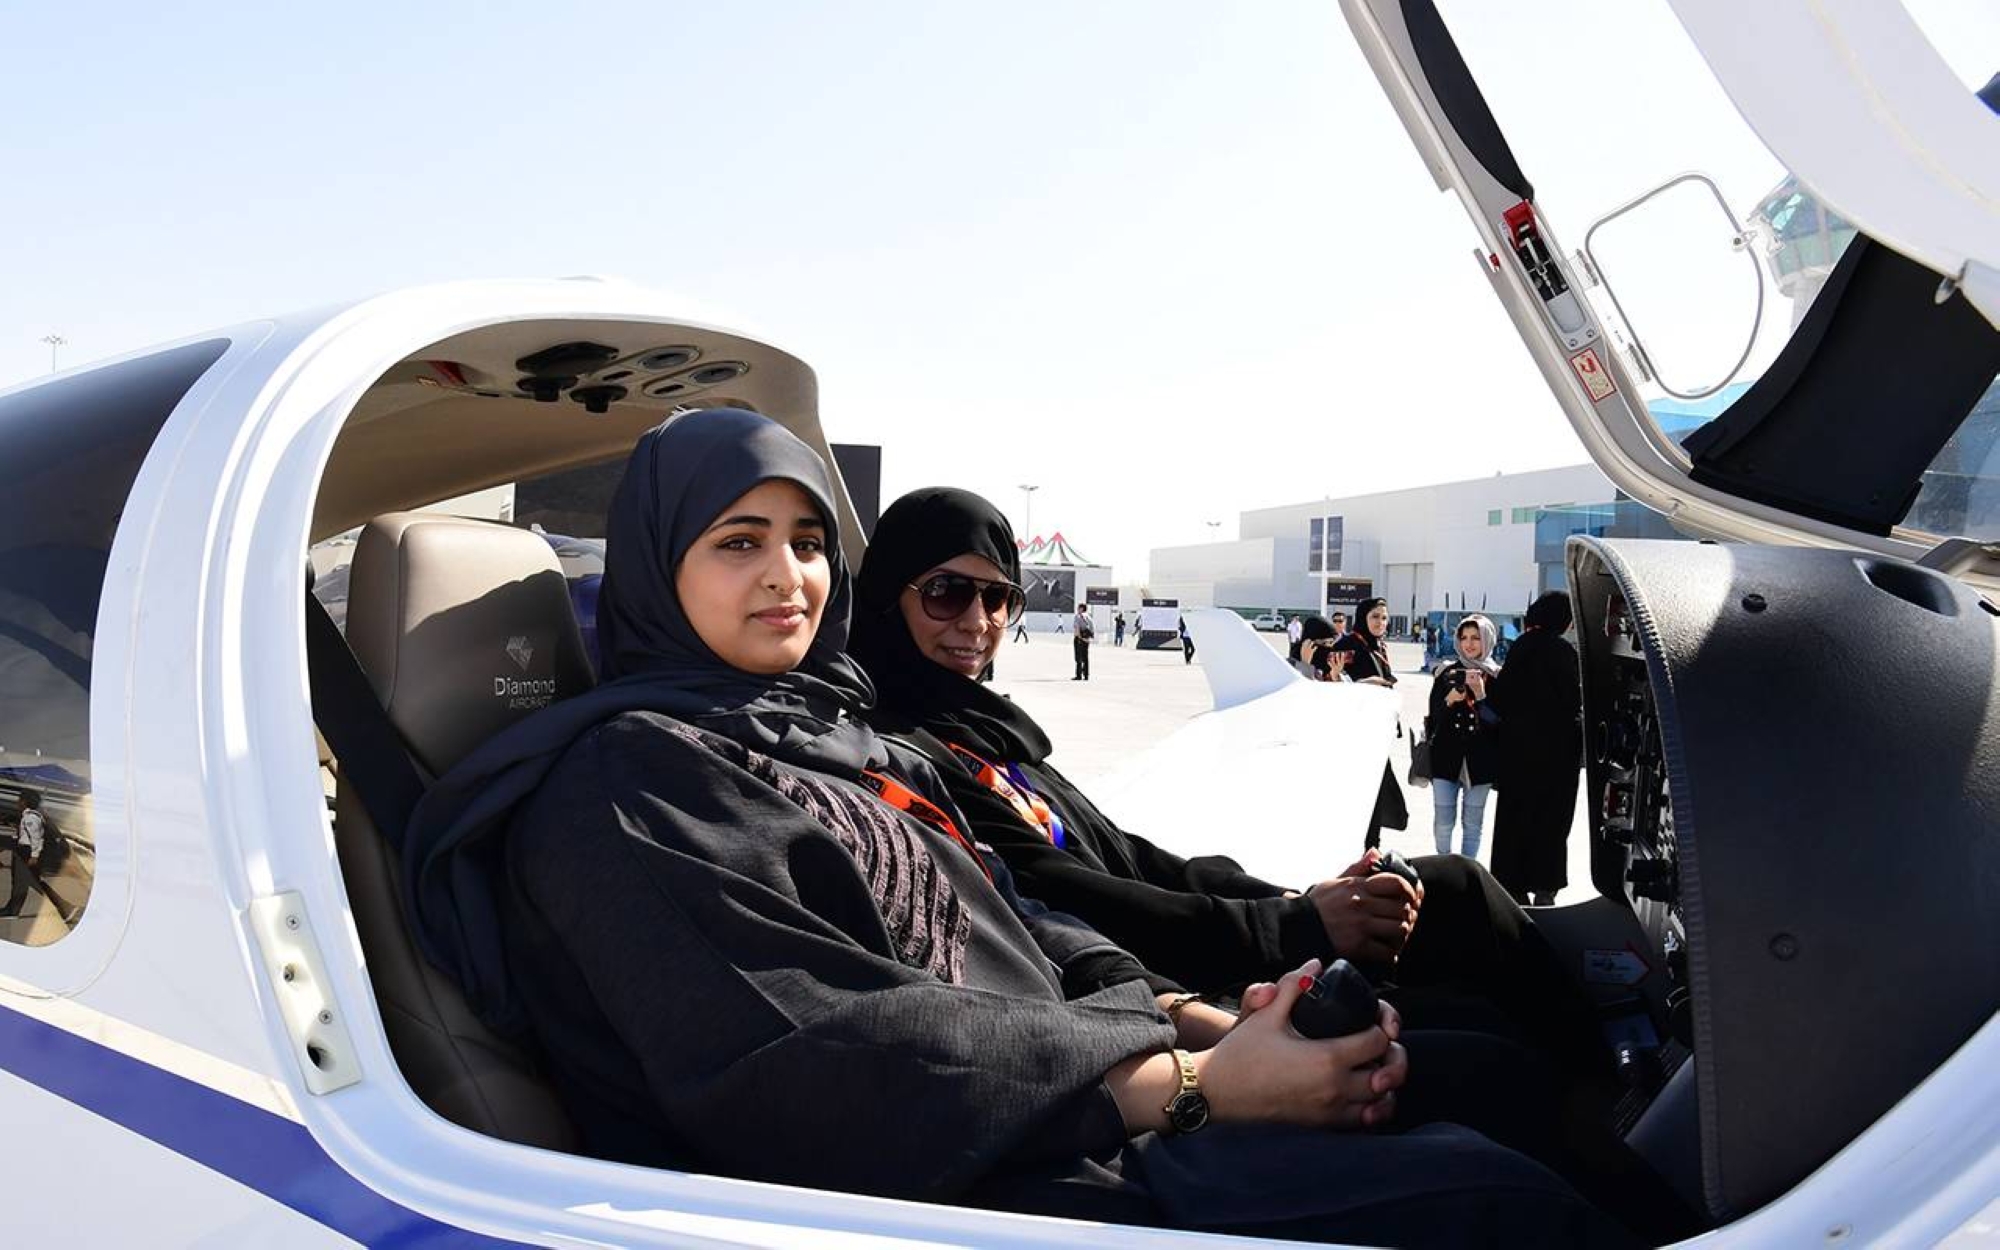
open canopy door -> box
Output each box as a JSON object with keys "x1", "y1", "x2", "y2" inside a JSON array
[{"x1": 1340, "y1": 0, "x2": 2000, "y2": 593}]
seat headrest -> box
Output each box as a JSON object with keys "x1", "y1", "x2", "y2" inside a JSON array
[{"x1": 346, "y1": 513, "x2": 595, "y2": 777}]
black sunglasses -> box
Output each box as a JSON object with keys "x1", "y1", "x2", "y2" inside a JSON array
[{"x1": 908, "y1": 573, "x2": 1026, "y2": 625}]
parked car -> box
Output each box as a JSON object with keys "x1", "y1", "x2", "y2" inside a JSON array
[{"x1": 1250, "y1": 612, "x2": 1286, "y2": 632}]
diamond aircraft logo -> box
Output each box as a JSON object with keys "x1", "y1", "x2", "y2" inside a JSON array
[{"x1": 506, "y1": 635, "x2": 534, "y2": 672}]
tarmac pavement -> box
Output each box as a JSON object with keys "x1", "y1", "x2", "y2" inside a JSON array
[{"x1": 987, "y1": 626, "x2": 1596, "y2": 899}]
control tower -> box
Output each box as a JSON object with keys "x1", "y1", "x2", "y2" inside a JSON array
[{"x1": 1746, "y1": 175, "x2": 1859, "y2": 327}]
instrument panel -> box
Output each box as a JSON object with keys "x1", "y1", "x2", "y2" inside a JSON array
[{"x1": 1564, "y1": 535, "x2": 2000, "y2": 1221}]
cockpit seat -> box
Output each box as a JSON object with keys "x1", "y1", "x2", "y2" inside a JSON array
[{"x1": 335, "y1": 511, "x2": 597, "y2": 1151}]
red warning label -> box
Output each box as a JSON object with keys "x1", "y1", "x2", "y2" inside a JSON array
[{"x1": 1570, "y1": 347, "x2": 1617, "y2": 402}]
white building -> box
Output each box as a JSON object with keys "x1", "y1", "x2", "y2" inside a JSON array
[
  {"x1": 1149, "y1": 462, "x2": 1688, "y2": 634},
  {"x1": 1144, "y1": 535, "x2": 1315, "y2": 614}
]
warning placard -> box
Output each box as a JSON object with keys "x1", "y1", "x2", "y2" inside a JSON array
[
  {"x1": 1582, "y1": 946, "x2": 1652, "y2": 987},
  {"x1": 1570, "y1": 347, "x2": 1617, "y2": 402}
]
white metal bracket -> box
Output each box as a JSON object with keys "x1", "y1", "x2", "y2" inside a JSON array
[{"x1": 249, "y1": 892, "x2": 361, "y2": 1095}]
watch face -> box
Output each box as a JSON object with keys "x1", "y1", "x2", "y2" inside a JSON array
[{"x1": 1167, "y1": 1090, "x2": 1211, "y2": 1135}]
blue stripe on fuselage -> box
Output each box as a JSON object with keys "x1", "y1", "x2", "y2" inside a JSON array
[{"x1": 0, "y1": 999, "x2": 528, "y2": 1247}]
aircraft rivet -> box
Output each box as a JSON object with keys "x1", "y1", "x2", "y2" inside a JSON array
[
  {"x1": 1741, "y1": 593, "x2": 1767, "y2": 613},
  {"x1": 285, "y1": 914, "x2": 301, "y2": 931},
  {"x1": 317, "y1": 1010, "x2": 334, "y2": 1025},
  {"x1": 281, "y1": 964, "x2": 297, "y2": 982},
  {"x1": 1769, "y1": 933, "x2": 1800, "y2": 961}
]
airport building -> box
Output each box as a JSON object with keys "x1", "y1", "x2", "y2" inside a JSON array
[{"x1": 1149, "y1": 462, "x2": 1688, "y2": 636}]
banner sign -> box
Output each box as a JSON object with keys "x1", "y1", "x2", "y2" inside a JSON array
[{"x1": 1023, "y1": 569, "x2": 1076, "y2": 614}]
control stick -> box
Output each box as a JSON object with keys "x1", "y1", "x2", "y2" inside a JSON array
[
  {"x1": 1369, "y1": 849, "x2": 1421, "y2": 889},
  {"x1": 1288, "y1": 958, "x2": 1381, "y2": 1040}
]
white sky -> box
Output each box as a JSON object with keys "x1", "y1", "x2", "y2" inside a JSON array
[{"x1": 4, "y1": 1, "x2": 1995, "y2": 579}]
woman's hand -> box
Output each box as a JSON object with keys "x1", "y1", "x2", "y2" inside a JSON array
[
  {"x1": 1306, "y1": 877, "x2": 1416, "y2": 965},
  {"x1": 1443, "y1": 687, "x2": 1467, "y2": 706},
  {"x1": 1465, "y1": 672, "x2": 1488, "y2": 700},
  {"x1": 1198, "y1": 960, "x2": 1406, "y2": 1129}
]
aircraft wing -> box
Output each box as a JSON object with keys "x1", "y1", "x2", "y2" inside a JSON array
[{"x1": 1084, "y1": 610, "x2": 1399, "y2": 889}]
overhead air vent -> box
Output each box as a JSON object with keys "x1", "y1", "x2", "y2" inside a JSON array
[
  {"x1": 637, "y1": 347, "x2": 701, "y2": 372},
  {"x1": 686, "y1": 361, "x2": 749, "y2": 386}
]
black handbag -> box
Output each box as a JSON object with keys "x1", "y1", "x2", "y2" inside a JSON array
[{"x1": 1407, "y1": 719, "x2": 1434, "y2": 788}]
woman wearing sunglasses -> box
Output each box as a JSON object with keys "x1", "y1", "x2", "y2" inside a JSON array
[
  {"x1": 402, "y1": 427, "x2": 1630, "y2": 1245},
  {"x1": 846, "y1": 492, "x2": 1690, "y2": 1221},
  {"x1": 855, "y1": 490, "x2": 1565, "y2": 998}
]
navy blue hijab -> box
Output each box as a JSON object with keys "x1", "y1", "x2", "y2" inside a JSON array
[{"x1": 402, "y1": 408, "x2": 883, "y2": 1035}]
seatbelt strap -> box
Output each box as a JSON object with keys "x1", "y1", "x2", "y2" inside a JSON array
[{"x1": 305, "y1": 592, "x2": 428, "y2": 852}]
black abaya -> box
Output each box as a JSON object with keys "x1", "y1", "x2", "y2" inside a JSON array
[{"x1": 1486, "y1": 626, "x2": 1583, "y2": 896}]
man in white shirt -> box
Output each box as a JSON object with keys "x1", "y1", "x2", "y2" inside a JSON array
[{"x1": 1285, "y1": 615, "x2": 1304, "y2": 662}]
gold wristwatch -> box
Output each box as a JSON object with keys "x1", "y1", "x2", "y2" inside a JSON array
[{"x1": 1161, "y1": 1048, "x2": 1210, "y2": 1134}]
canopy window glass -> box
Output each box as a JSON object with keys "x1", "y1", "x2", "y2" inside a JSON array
[
  {"x1": 0, "y1": 340, "x2": 223, "y2": 946},
  {"x1": 1632, "y1": 76, "x2": 2000, "y2": 543}
]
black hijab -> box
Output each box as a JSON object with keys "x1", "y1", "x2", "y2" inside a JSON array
[
  {"x1": 1523, "y1": 590, "x2": 1574, "y2": 633},
  {"x1": 1298, "y1": 613, "x2": 1339, "y2": 678},
  {"x1": 403, "y1": 408, "x2": 884, "y2": 1034},
  {"x1": 849, "y1": 488, "x2": 1055, "y2": 765},
  {"x1": 1353, "y1": 596, "x2": 1390, "y2": 647}
]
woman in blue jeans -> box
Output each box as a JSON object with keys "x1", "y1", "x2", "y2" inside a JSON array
[{"x1": 1426, "y1": 615, "x2": 1502, "y2": 857}]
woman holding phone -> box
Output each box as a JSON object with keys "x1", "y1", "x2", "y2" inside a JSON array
[{"x1": 1426, "y1": 616, "x2": 1502, "y2": 859}]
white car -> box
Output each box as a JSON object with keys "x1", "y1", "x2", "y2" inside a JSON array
[{"x1": 1249, "y1": 613, "x2": 1286, "y2": 632}]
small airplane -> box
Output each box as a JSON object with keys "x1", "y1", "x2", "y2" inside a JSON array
[{"x1": 0, "y1": 2, "x2": 1992, "y2": 1246}]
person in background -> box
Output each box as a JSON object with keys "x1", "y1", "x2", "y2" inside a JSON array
[
  {"x1": 1485, "y1": 592, "x2": 1583, "y2": 907},
  {"x1": 1013, "y1": 611, "x2": 1030, "y2": 643},
  {"x1": 1072, "y1": 603, "x2": 1095, "y2": 680},
  {"x1": 1329, "y1": 610, "x2": 1350, "y2": 644},
  {"x1": 1330, "y1": 600, "x2": 1395, "y2": 688},
  {"x1": 1285, "y1": 614, "x2": 1305, "y2": 664},
  {"x1": 1, "y1": 789, "x2": 64, "y2": 921},
  {"x1": 1178, "y1": 615, "x2": 1195, "y2": 665},
  {"x1": 1330, "y1": 598, "x2": 1408, "y2": 851},
  {"x1": 1427, "y1": 616, "x2": 1502, "y2": 859},
  {"x1": 1292, "y1": 614, "x2": 1351, "y2": 682},
  {"x1": 1114, "y1": 610, "x2": 1127, "y2": 647}
]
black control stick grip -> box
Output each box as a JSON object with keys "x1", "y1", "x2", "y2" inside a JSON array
[
  {"x1": 1369, "y1": 849, "x2": 1421, "y2": 888},
  {"x1": 1289, "y1": 958, "x2": 1381, "y2": 1040}
]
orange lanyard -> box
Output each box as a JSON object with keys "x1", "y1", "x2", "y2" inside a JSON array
[
  {"x1": 944, "y1": 743, "x2": 1067, "y2": 848},
  {"x1": 858, "y1": 770, "x2": 993, "y2": 882}
]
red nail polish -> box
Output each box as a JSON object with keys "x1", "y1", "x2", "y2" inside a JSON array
[{"x1": 1297, "y1": 976, "x2": 1315, "y2": 990}]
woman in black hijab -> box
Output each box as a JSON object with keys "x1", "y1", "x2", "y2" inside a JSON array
[
  {"x1": 403, "y1": 417, "x2": 1628, "y2": 1245},
  {"x1": 850, "y1": 490, "x2": 1613, "y2": 1064},
  {"x1": 1330, "y1": 597, "x2": 1397, "y2": 686},
  {"x1": 1486, "y1": 591, "x2": 1585, "y2": 906},
  {"x1": 1328, "y1": 596, "x2": 1409, "y2": 849}
]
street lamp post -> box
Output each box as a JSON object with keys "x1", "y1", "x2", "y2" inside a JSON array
[
  {"x1": 1018, "y1": 484, "x2": 1039, "y2": 546},
  {"x1": 40, "y1": 334, "x2": 66, "y2": 374}
]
